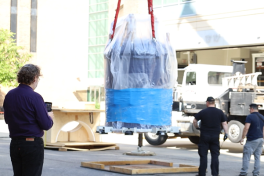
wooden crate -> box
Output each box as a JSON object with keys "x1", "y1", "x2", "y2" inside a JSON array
[{"x1": 81, "y1": 160, "x2": 198, "y2": 175}]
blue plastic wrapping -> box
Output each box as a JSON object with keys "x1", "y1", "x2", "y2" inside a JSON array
[{"x1": 104, "y1": 14, "x2": 177, "y2": 130}]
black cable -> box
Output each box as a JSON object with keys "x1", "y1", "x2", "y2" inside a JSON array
[{"x1": 89, "y1": 112, "x2": 93, "y2": 124}]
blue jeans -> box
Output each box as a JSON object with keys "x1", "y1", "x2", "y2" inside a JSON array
[
  {"x1": 10, "y1": 137, "x2": 44, "y2": 176},
  {"x1": 198, "y1": 134, "x2": 220, "y2": 176},
  {"x1": 240, "y1": 138, "x2": 263, "y2": 176}
]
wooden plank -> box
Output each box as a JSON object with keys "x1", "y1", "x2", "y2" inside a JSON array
[
  {"x1": 81, "y1": 162, "x2": 105, "y2": 169},
  {"x1": 58, "y1": 148, "x2": 67, "y2": 151},
  {"x1": 130, "y1": 166, "x2": 198, "y2": 174},
  {"x1": 61, "y1": 147, "x2": 89, "y2": 151},
  {"x1": 46, "y1": 142, "x2": 116, "y2": 147},
  {"x1": 81, "y1": 160, "x2": 198, "y2": 175},
  {"x1": 89, "y1": 160, "x2": 150, "y2": 166},
  {"x1": 89, "y1": 145, "x2": 118, "y2": 151},
  {"x1": 150, "y1": 160, "x2": 173, "y2": 167},
  {"x1": 179, "y1": 164, "x2": 197, "y2": 167},
  {"x1": 45, "y1": 145, "x2": 117, "y2": 151},
  {"x1": 45, "y1": 146, "x2": 65, "y2": 149},
  {"x1": 45, "y1": 146, "x2": 88, "y2": 151},
  {"x1": 110, "y1": 166, "x2": 133, "y2": 174},
  {"x1": 238, "y1": 86, "x2": 264, "y2": 89},
  {"x1": 110, "y1": 166, "x2": 198, "y2": 175},
  {"x1": 53, "y1": 108, "x2": 105, "y2": 113}
]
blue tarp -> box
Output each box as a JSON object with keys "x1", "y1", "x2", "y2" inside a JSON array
[{"x1": 106, "y1": 88, "x2": 172, "y2": 126}]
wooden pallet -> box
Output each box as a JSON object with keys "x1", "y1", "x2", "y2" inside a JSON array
[
  {"x1": 81, "y1": 160, "x2": 198, "y2": 175},
  {"x1": 45, "y1": 142, "x2": 119, "y2": 152}
]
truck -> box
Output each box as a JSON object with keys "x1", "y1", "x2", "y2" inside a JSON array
[{"x1": 144, "y1": 61, "x2": 264, "y2": 145}]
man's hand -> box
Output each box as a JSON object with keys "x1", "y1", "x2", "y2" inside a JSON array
[
  {"x1": 223, "y1": 133, "x2": 228, "y2": 141},
  {"x1": 48, "y1": 112, "x2": 54, "y2": 119},
  {"x1": 240, "y1": 138, "x2": 244, "y2": 145}
]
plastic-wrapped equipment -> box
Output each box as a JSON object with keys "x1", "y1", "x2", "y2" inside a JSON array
[{"x1": 104, "y1": 14, "x2": 177, "y2": 130}]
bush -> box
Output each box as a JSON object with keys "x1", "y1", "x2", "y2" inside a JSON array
[{"x1": 0, "y1": 29, "x2": 31, "y2": 87}]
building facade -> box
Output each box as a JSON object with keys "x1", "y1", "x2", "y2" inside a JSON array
[
  {"x1": 0, "y1": 0, "x2": 89, "y2": 107},
  {"x1": 0, "y1": 0, "x2": 264, "y2": 107}
]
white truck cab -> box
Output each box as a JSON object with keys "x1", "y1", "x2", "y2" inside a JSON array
[{"x1": 178, "y1": 64, "x2": 233, "y2": 113}]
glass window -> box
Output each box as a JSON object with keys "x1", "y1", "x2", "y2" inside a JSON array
[
  {"x1": 30, "y1": 0, "x2": 37, "y2": 52},
  {"x1": 163, "y1": 0, "x2": 178, "y2": 6},
  {"x1": 186, "y1": 72, "x2": 196, "y2": 85},
  {"x1": 89, "y1": 36, "x2": 107, "y2": 46},
  {"x1": 88, "y1": 1, "x2": 109, "y2": 79},
  {"x1": 153, "y1": 0, "x2": 162, "y2": 7},
  {"x1": 89, "y1": 3, "x2": 108, "y2": 13},
  {"x1": 88, "y1": 46, "x2": 105, "y2": 54},
  {"x1": 89, "y1": 20, "x2": 108, "y2": 36},
  {"x1": 89, "y1": 11, "x2": 108, "y2": 21},
  {"x1": 10, "y1": 0, "x2": 17, "y2": 42},
  {"x1": 88, "y1": 70, "x2": 104, "y2": 78},
  {"x1": 208, "y1": 72, "x2": 232, "y2": 85},
  {"x1": 88, "y1": 54, "x2": 104, "y2": 69},
  {"x1": 89, "y1": 0, "x2": 108, "y2": 5}
]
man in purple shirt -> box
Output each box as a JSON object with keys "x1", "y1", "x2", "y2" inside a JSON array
[{"x1": 4, "y1": 64, "x2": 54, "y2": 176}]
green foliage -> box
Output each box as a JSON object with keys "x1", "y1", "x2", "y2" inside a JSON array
[
  {"x1": 0, "y1": 29, "x2": 31, "y2": 87},
  {"x1": 95, "y1": 101, "x2": 100, "y2": 109}
]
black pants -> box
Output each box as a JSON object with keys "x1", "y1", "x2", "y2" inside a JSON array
[
  {"x1": 10, "y1": 137, "x2": 44, "y2": 176},
  {"x1": 198, "y1": 134, "x2": 220, "y2": 176}
]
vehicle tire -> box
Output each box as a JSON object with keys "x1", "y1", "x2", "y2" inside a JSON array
[
  {"x1": 144, "y1": 133, "x2": 168, "y2": 145},
  {"x1": 228, "y1": 120, "x2": 244, "y2": 143},
  {"x1": 188, "y1": 136, "x2": 200, "y2": 145}
]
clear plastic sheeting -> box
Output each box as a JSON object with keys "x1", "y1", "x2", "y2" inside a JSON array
[{"x1": 104, "y1": 14, "x2": 177, "y2": 130}]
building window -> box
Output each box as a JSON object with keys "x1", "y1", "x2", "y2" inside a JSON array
[
  {"x1": 10, "y1": 0, "x2": 17, "y2": 42},
  {"x1": 88, "y1": 0, "x2": 109, "y2": 78},
  {"x1": 30, "y1": 0, "x2": 37, "y2": 52}
]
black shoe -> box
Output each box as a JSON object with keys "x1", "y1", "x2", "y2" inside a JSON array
[{"x1": 238, "y1": 174, "x2": 247, "y2": 176}]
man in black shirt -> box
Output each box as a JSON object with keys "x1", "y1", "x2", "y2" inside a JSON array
[{"x1": 193, "y1": 97, "x2": 229, "y2": 176}]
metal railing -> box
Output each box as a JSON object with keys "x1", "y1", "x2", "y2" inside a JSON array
[{"x1": 222, "y1": 72, "x2": 262, "y2": 88}]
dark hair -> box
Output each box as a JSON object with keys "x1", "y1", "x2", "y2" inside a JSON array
[{"x1": 17, "y1": 64, "x2": 41, "y2": 85}]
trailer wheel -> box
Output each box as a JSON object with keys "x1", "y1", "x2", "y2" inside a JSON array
[
  {"x1": 188, "y1": 136, "x2": 200, "y2": 145},
  {"x1": 228, "y1": 120, "x2": 244, "y2": 143},
  {"x1": 144, "y1": 133, "x2": 168, "y2": 145}
]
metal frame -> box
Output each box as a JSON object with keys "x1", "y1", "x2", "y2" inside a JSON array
[{"x1": 96, "y1": 126, "x2": 180, "y2": 135}]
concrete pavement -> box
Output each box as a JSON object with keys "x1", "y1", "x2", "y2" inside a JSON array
[
  {"x1": 1, "y1": 119, "x2": 264, "y2": 176},
  {"x1": 1, "y1": 136, "x2": 264, "y2": 176}
]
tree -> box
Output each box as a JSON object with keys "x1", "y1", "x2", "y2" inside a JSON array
[{"x1": 0, "y1": 29, "x2": 31, "y2": 87}]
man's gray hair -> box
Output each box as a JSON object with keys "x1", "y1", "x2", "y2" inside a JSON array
[{"x1": 17, "y1": 64, "x2": 41, "y2": 85}]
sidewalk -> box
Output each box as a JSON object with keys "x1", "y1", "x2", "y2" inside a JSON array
[{"x1": 0, "y1": 119, "x2": 9, "y2": 138}]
